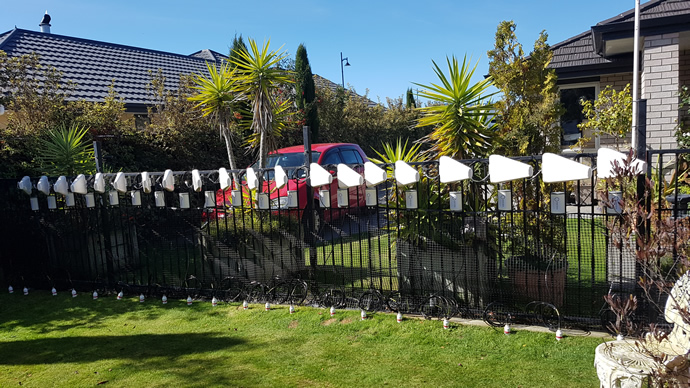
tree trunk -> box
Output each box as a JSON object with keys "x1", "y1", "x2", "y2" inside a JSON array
[
  {"x1": 221, "y1": 123, "x2": 239, "y2": 186},
  {"x1": 258, "y1": 130, "x2": 266, "y2": 169}
]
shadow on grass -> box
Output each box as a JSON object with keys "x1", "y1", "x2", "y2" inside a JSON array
[
  {"x1": 0, "y1": 333, "x2": 244, "y2": 365},
  {"x1": 0, "y1": 293, "x2": 203, "y2": 334}
]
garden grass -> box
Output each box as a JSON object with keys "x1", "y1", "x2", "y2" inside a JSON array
[
  {"x1": 566, "y1": 217, "x2": 608, "y2": 285},
  {"x1": 0, "y1": 291, "x2": 605, "y2": 387}
]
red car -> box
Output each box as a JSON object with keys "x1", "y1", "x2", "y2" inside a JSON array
[{"x1": 212, "y1": 143, "x2": 369, "y2": 225}]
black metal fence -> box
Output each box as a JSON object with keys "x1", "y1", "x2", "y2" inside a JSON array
[{"x1": 1, "y1": 150, "x2": 687, "y2": 329}]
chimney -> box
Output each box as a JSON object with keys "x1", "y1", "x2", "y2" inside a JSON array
[{"x1": 39, "y1": 11, "x2": 51, "y2": 33}]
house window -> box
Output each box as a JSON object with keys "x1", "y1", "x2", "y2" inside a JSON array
[
  {"x1": 559, "y1": 83, "x2": 598, "y2": 147},
  {"x1": 134, "y1": 114, "x2": 150, "y2": 130}
]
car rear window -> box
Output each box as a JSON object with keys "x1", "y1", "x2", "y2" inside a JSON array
[
  {"x1": 320, "y1": 150, "x2": 343, "y2": 165},
  {"x1": 340, "y1": 149, "x2": 363, "y2": 164}
]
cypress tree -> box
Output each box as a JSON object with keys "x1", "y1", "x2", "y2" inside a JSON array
[
  {"x1": 230, "y1": 34, "x2": 248, "y2": 70},
  {"x1": 406, "y1": 88, "x2": 416, "y2": 109},
  {"x1": 295, "y1": 44, "x2": 319, "y2": 142}
]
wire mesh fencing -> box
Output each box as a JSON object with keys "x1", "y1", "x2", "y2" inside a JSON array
[{"x1": 1, "y1": 150, "x2": 689, "y2": 330}]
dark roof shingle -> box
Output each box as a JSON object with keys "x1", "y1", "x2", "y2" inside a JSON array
[
  {"x1": 550, "y1": 31, "x2": 609, "y2": 70},
  {"x1": 0, "y1": 28, "x2": 225, "y2": 107},
  {"x1": 597, "y1": 0, "x2": 690, "y2": 25}
]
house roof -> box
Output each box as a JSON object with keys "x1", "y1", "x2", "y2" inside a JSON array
[
  {"x1": 550, "y1": 31, "x2": 633, "y2": 80},
  {"x1": 0, "y1": 28, "x2": 225, "y2": 111},
  {"x1": 189, "y1": 49, "x2": 228, "y2": 62},
  {"x1": 550, "y1": 0, "x2": 690, "y2": 80},
  {"x1": 597, "y1": 0, "x2": 690, "y2": 24},
  {"x1": 0, "y1": 27, "x2": 376, "y2": 112},
  {"x1": 313, "y1": 74, "x2": 378, "y2": 108}
]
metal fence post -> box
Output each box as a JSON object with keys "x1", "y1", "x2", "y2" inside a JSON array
[{"x1": 303, "y1": 126, "x2": 317, "y2": 274}]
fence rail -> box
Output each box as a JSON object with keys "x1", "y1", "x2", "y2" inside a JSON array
[{"x1": 1, "y1": 149, "x2": 688, "y2": 330}]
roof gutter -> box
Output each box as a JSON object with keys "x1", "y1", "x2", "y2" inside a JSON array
[{"x1": 592, "y1": 14, "x2": 690, "y2": 56}]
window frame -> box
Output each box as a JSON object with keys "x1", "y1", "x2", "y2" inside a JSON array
[{"x1": 558, "y1": 81, "x2": 600, "y2": 150}]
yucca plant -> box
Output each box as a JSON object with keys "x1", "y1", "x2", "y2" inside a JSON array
[
  {"x1": 37, "y1": 123, "x2": 96, "y2": 176},
  {"x1": 369, "y1": 138, "x2": 428, "y2": 206},
  {"x1": 370, "y1": 139, "x2": 450, "y2": 246},
  {"x1": 371, "y1": 139, "x2": 490, "y2": 249},
  {"x1": 189, "y1": 61, "x2": 242, "y2": 183},
  {"x1": 369, "y1": 138, "x2": 426, "y2": 168},
  {"x1": 242, "y1": 99, "x2": 292, "y2": 153},
  {"x1": 231, "y1": 38, "x2": 294, "y2": 169},
  {"x1": 414, "y1": 55, "x2": 496, "y2": 159}
]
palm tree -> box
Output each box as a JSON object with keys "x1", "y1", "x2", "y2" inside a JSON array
[
  {"x1": 231, "y1": 38, "x2": 293, "y2": 169},
  {"x1": 189, "y1": 61, "x2": 242, "y2": 182},
  {"x1": 414, "y1": 55, "x2": 496, "y2": 159}
]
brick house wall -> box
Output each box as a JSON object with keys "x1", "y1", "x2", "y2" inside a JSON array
[{"x1": 642, "y1": 33, "x2": 680, "y2": 150}]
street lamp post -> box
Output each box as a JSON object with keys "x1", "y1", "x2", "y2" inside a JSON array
[{"x1": 340, "y1": 52, "x2": 350, "y2": 88}]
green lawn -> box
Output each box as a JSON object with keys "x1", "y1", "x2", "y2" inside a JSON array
[
  {"x1": 312, "y1": 232, "x2": 397, "y2": 290},
  {"x1": 566, "y1": 217, "x2": 608, "y2": 285},
  {"x1": 0, "y1": 292, "x2": 605, "y2": 387}
]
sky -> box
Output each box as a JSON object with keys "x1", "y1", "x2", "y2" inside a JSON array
[{"x1": 2, "y1": 0, "x2": 639, "y2": 103}]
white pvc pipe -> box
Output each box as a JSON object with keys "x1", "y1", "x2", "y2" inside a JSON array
[{"x1": 631, "y1": 0, "x2": 640, "y2": 151}]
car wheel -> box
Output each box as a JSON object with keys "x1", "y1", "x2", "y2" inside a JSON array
[
  {"x1": 301, "y1": 201, "x2": 323, "y2": 236},
  {"x1": 313, "y1": 206, "x2": 322, "y2": 233}
]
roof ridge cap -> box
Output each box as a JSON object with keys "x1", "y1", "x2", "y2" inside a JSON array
[
  {"x1": 0, "y1": 27, "x2": 20, "y2": 50},
  {"x1": 189, "y1": 48, "x2": 228, "y2": 60},
  {"x1": 596, "y1": 0, "x2": 666, "y2": 26}
]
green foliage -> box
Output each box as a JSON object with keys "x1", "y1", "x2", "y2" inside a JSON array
[
  {"x1": 189, "y1": 62, "x2": 241, "y2": 120},
  {"x1": 0, "y1": 52, "x2": 76, "y2": 177},
  {"x1": 133, "y1": 72, "x2": 229, "y2": 170},
  {"x1": 37, "y1": 123, "x2": 96, "y2": 176},
  {"x1": 370, "y1": 138, "x2": 426, "y2": 166},
  {"x1": 0, "y1": 51, "x2": 74, "y2": 135},
  {"x1": 0, "y1": 54, "x2": 130, "y2": 177},
  {"x1": 576, "y1": 84, "x2": 632, "y2": 150},
  {"x1": 370, "y1": 140, "x2": 433, "y2": 244},
  {"x1": 72, "y1": 84, "x2": 133, "y2": 136},
  {"x1": 188, "y1": 61, "x2": 242, "y2": 179},
  {"x1": 414, "y1": 55, "x2": 496, "y2": 159},
  {"x1": 231, "y1": 38, "x2": 294, "y2": 169},
  {"x1": 229, "y1": 34, "x2": 248, "y2": 70},
  {"x1": 676, "y1": 85, "x2": 690, "y2": 150},
  {"x1": 487, "y1": 21, "x2": 563, "y2": 156},
  {"x1": 370, "y1": 139, "x2": 471, "y2": 249},
  {"x1": 0, "y1": 50, "x2": 230, "y2": 176},
  {"x1": 294, "y1": 44, "x2": 319, "y2": 142},
  {"x1": 487, "y1": 21, "x2": 565, "y2": 250},
  {"x1": 316, "y1": 86, "x2": 426, "y2": 157},
  {"x1": 405, "y1": 88, "x2": 416, "y2": 109},
  {"x1": 94, "y1": 73, "x2": 231, "y2": 172}
]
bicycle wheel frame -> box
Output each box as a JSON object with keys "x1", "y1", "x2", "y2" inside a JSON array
[
  {"x1": 321, "y1": 289, "x2": 346, "y2": 308},
  {"x1": 418, "y1": 295, "x2": 456, "y2": 320},
  {"x1": 358, "y1": 291, "x2": 384, "y2": 312},
  {"x1": 246, "y1": 283, "x2": 268, "y2": 303},
  {"x1": 288, "y1": 280, "x2": 308, "y2": 306},
  {"x1": 386, "y1": 291, "x2": 414, "y2": 314},
  {"x1": 482, "y1": 302, "x2": 512, "y2": 327},
  {"x1": 270, "y1": 282, "x2": 291, "y2": 304}
]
